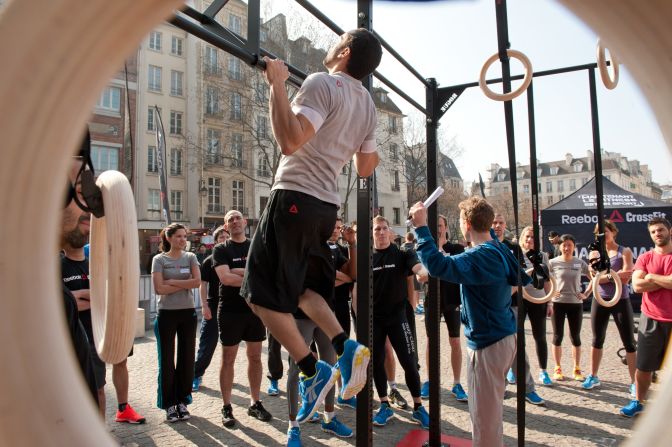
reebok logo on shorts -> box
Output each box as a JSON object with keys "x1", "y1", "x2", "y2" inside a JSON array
[{"x1": 289, "y1": 204, "x2": 298, "y2": 214}]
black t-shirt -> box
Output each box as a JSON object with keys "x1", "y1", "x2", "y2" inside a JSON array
[
  {"x1": 200, "y1": 253, "x2": 220, "y2": 302},
  {"x1": 213, "y1": 239, "x2": 251, "y2": 313},
  {"x1": 373, "y1": 244, "x2": 419, "y2": 318},
  {"x1": 332, "y1": 243, "x2": 350, "y2": 303},
  {"x1": 440, "y1": 242, "x2": 465, "y2": 306},
  {"x1": 62, "y1": 256, "x2": 90, "y2": 292},
  {"x1": 502, "y1": 239, "x2": 525, "y2": 307}
]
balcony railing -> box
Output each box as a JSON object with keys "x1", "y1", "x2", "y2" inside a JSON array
[
  {"x1": 203, "y1": 63, "x2": 222, "y2": 76},
  {"x1": 205, "y1": 154, "x2": 226, "y2": 165},
  {"x1": 257, "y1": 169, "x2": 271, "y2": 178},
  {"x1": 207, "y1": 204, "x2": 224, "y2": 214},
  {"x1": 230, "y1": 159, "x2": 248, "y2": 169}
]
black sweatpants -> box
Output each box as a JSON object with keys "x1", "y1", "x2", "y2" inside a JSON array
[
  {"x1": 591, "y1": 298, "x2": 636, "y2": 352},
  {"x1": 154, "y1": 308, "x2": 197, "y2": 409},
  {"x1": 521, "y1": 301, "x2": 549, "y2": 370},
  {"x1": 373, "y1": 309, "x2": 421, "y2": 399},
  {"x1": 266, "y1": 332, "x2": 284, "y2": 381},
  {"x1": 405, "y1": 300, "x2": 420, "y2": 370}
]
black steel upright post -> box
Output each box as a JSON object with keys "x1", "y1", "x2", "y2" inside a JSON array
[
  {"x1": 424, "y1": 78, "x2": 442, "y2": 447},
  {"x1": 494, "y1": 1, "x2": 525, "y2": 445},
  {"x1": 588, "y1": 69, "x2": 607, "y2": 247},
  {"x1": 246, "y1": 0, "x2": 260, "y2": 59},
  {"x1": 355, "y1": 3, "x2": 374, "y2": 446},
  {"x1": 527, "y1": 82, "x2": 542, "y2": 255}
]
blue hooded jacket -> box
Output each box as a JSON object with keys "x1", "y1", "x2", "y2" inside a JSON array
[{"x1": 415, "y1": 226, "x2": 531, "y2": 350}]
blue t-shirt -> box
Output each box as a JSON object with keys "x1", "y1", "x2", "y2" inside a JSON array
[{"x1": 415, "y1": 226, "x2": 530, "y2": 350}]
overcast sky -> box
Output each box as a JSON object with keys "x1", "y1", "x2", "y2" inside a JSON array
[{"x1": 265, "y1": 0, "x2": 672, "y2": 187}]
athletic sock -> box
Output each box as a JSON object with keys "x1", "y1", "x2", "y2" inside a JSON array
[
  {"x1": 290, "y1": 420, "x2": 300, "y2": 428},
  {"x1": 118, "y1": 403, "x2": 127, "y2": 411},
  {"x1": 388, "y1": 381, "x2": 397, "y2": 390},
  {"x1": 413, "y1": 402, "x2": 422, "y2": 411},
  {"x1": 332, "y1": 332, "x2": 348, "y2": 357},
  {"x1": 324, "y1": 411, "x2": 334, "y2": 423},
  {"x1": 298, "y1": 353, "x2": 318, "y2": 378}
]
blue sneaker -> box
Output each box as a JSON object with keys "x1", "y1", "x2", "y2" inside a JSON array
[
  {"x1": 525, "y1": 391, "x2": 545, "y2": 406},
  {"x1": 506, "y1": 368, "x2": 516, "y2": 385},
  {"x1": 287, "y1": 426, "x2": 302, "y2": 447},
  {"x1": 372, "y1": 403, "x2": 394, "y2": 426},
  {"x1": 321, "y1": 416, "x2": 353, "y2": 438},
  {"x1": 620, "y1": 399, "x2": 644, "y2": 417},
  {"x1": 412, "y1": 405, "x2": 430, "y2": 429},
  {"x1": 451, "y1": 383, "x2": 468, "y2": 402},
  {"x1": 296, "y1": 360, "x2": 337, "y2": 424},
  {"x1": 337, "y1": 396, "x2": 357, "y2": 409},
  {"x1": 630, "y1": 383, "x2": 636, "y2": 398},
  {"x1": 338, "y1": 340, "x2": 370, "y2": 400},
  {"x1": 268, "y1": 379, "x2": 279, "y2": 396},
  {"x1": 415, "y1": 304, "x2": 424, "y2": 315},
  {"x1": 192, "y1": 376, "x2": 202, "y2": 392},
  {"x1": 420, "y1": 381, "x2": 430, "y2": 400},
  {"x1": 308, "y1": 412, "x2": 320, "y2": 423},
  {"x1": 539, "y1": 370, "x2": 553, "y2": 386},
  {"x1": 582, "y1": 375, "x2": 601, "y2": 390}
]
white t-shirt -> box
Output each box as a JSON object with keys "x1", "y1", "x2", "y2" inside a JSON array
[
  {"x1": 272, "y1": 71, "x2": 377, "y2": 206},
  {"x1": 549, "y1": 256, "x2": 590, "y2": 304}
]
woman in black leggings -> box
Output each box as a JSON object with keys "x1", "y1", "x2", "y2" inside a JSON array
[
  {"x1": 582, "y1": 220, "x2": 636, "y2": 394},
  {"x1": 548, "y1": 234, "x2": 591, "y2": 382},
  {"x1": 518, "y1": 226, "x2": 553, "y2": 385}
]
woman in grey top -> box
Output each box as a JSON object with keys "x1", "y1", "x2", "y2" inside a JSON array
[
  {"x1": 548, "y1": 234, "x2": 591, "y2": 382},
  {"x1": 151, "y1": 223, "x2": 201, "y2": 422}
]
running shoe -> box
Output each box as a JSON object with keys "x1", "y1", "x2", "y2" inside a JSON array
[
  {"x1": 296, "y1": 360, "x2": 337, "y2": 424},
  {"x1": 506, "y1": 368, "x2": 516, "y2": 385},
  {"x1": 248, "y1": 401, "x2": 272, "y2": 422},
  {"x1": 192, "y1": 376, "x2": 202, "y2": 392},
  {"x1": 451, "y1": 383, "x2": 468, "y2": 402},
  {"x1": 630, "y1": 383, "x2": 636, "y2": 399},
  {"x1": 553, "y1": 366, "x2": 564, "y2": 381},
  {"x1": 581, "y1": 375, "x2": 601, "y2": 390},
  {"x1": 620, "y1": 399, "x2": 644, "y2": 418},
  {"x1": 321, "y1": 416, "x2": 353, "y2": 438},
  {"x1": 420, "y1": 381, "x2": 430, "y2": 400},
  {"x1": 372, "y1": 403, "x2": 394, "y2": 426},
  {"x1": 268, "y1": 379, "x2": 280, "y2": 396},
  {"x1": 539, "y1": 370, "x2": 553, "y2": 386},
  {"x1": 412, "y1": 405, "x2": 430, "y2": 429},
  {"x1": 115, "y1": 404, "x2": 146, "y2": 424},
  {"x1": 338, "y1": 340, "x2": 370, "y2": 400},
  {"x1": 166, "y1": 405, "x2": 179, "y2": 423},
  {"x1": 221, "y1": 404, "x2": 236, "y2": 427},
  {"x1": 337, "y1": 396, "x2": 357, "y2": 409},
  {"x1": 287, "y1": 426, "x2": 302, "y2": 447},
  {"x1": 525, "y1": 391, "x2": 545, "y2": 406},
  {"x1": 308, "y1": 412, "x2": 320, "y2": 423},
  {"x1": 415, "y1": 304, "x2": 425, "y2": 315},
  {"x1": 177, "y1": 403, "x2": 190, "y2": 421},
  {"x1": 388, "y1": 388, "x2": 408, "y2": 409},
  {"x1": 573, "y1": 368, "x2": 586, "y2": 382}
]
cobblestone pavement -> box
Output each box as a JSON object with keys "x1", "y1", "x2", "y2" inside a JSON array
[{"x1": 106, "y1": 312, "x2": 653, "y2": 446}]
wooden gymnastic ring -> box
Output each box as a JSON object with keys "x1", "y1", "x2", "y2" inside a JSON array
[
  {"x1": 522, "y1": 267, "x2": 556, "y2": 304},
  {"x1": 89, "y1": 171, "x2": 140, "y2": 364},
  {"x1": 591, "y1": 270, "x2": 622, "y2": 308},
  {"x1": 597, "y1": 39, "x2": 619, "y2": 89},
  {"x1": 479, "y1": 49, "x2": 533, "y2": 101}
]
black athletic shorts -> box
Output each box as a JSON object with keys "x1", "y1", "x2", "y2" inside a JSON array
[
  {"x1": 424, "y1": 302, "x2": 461, "y2": 338},
  {"x1": 636, "y1": 312, "x2": 672, "y2": 372},
  {"x1": 79, "y1": 310, "x2": 106, "y2": 388},
  {"x1": 218, "y1": 311, "x2": 266, "y2": 346},
  {"x1": 241, "y1": 189, "x2": 337, "y2": 313}
]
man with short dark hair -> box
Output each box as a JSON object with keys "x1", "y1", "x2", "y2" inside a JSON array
[
  {"x1": 620, "y1": 217, "x2": 672, "y2": 417},
  {"x1": 215, "y1": 210, "x2": 272, "y2": 428},
  {"x1": 547, "y1": 231, "x2": 561, "y2": 258},
  {"x1": 411, "y1": 196, "x2": 530, "y2": 446},
  {"x1": 241, "y1": 28, "x2": 383, "y2": 437}
]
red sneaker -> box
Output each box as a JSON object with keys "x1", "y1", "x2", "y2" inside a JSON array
[{"x1": 116, "y1": 404, "x2": 146, "y2": 424}]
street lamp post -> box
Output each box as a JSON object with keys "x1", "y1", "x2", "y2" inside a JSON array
[{"x1": 199, "y1": 178, "x2": 207, "y2": 229}]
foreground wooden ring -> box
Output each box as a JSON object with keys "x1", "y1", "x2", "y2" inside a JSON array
[
  {"x1": 90, "y1": 171, "x2": 140, "y2": 364},
  {"x1": 522, "y1": 267, "x2": 556, "y2": 304},
  {"x1": 597, "y1": 39, "x2": 619, "y2": 89},
  {"x1": 591, "y1": 270, "x2": 623, "y2": 308},
  {"x1": 479, "y1": 49, "x2": 533, "y2": 101}
]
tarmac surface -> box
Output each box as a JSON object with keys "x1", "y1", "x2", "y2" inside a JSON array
[{"x1": 106, "y1": 310, "x2": 653, "y2": 446}]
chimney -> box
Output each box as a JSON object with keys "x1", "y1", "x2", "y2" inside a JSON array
[
  {"x1": 565, "y1": 153, "x2": 573, "y2": 166},
  {"x1": 586, "y1": 150, "x2": 593, "y2": 171}
]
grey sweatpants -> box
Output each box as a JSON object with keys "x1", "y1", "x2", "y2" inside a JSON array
[
  {"x1": 287, "y1": 318, "x2": 336, "y2": 420},
  {"x1": 467, "y1": 334, "x2": 516, "y2": 447}
]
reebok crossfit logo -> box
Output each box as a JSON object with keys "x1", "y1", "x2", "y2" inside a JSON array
[
  {"x1": 609, "y1": 210, "x2": 624, "y2": 222},
  {"x1": 63, "y1": 274, "x2": 87, "y2": 283},
  {"x1": 560, "y1": 210, "x2": 666, "y2": 224},
  {"x1": 289, "y1": 204, "x2": 298, "y2": 214}
]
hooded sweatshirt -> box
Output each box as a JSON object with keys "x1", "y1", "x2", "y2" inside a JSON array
[{"x1": 415, "y1": 226, "x2": 531, "y2": 350}]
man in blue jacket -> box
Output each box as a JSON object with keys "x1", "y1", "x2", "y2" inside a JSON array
[{"x1": 409, "y1": 196, "x2": 530, "y2": 447}]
